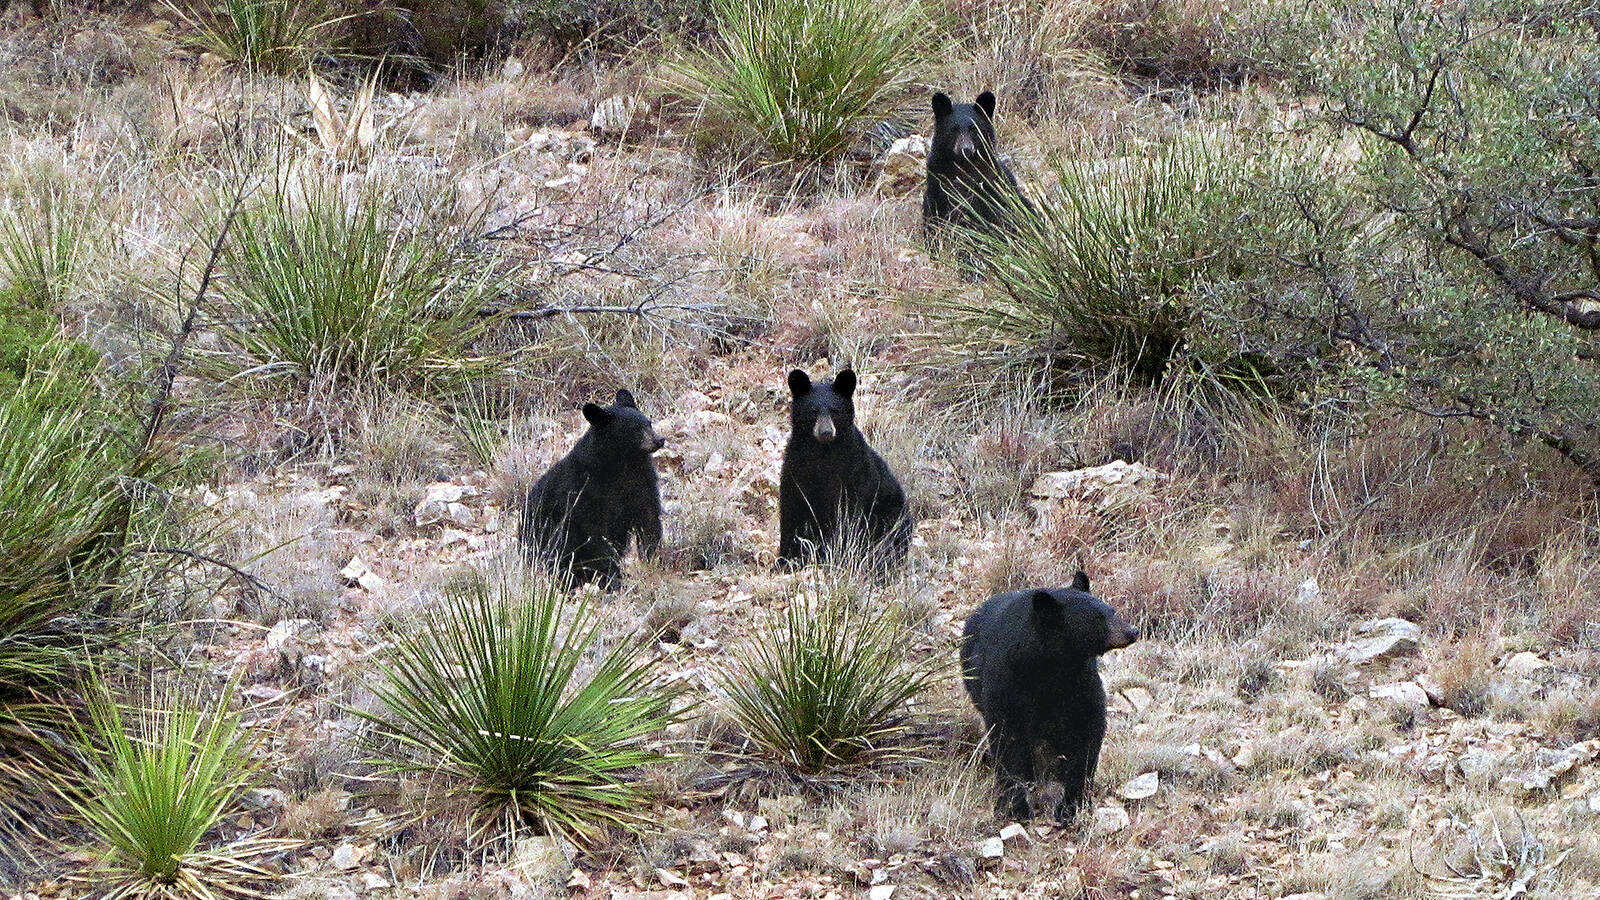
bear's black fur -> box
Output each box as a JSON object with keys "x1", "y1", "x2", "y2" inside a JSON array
[
  {"x1": 519, "y1": 389, "x2": 664, "y2": 590},
  {"x1": 961, "y1": 573, "x2": 1140, "y2": 823},
  {"x1": 922, "y1": 90, "x2": 1029, "y2": 252},
  {"x1": 777, "y1": 369, "x2": 912, "y2": 571}
]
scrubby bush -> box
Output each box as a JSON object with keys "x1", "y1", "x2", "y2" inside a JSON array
[
  {"x1": 512, "y1": 0, "x2": 713, "y2": 53},
  {"x1": 361, "y1": 576, "x2": 686, "y2": 841},
  {"x1": 716, "y1": 585, "x2": 943, "y2": 774},
  {"x1": 215, "y1": 172, "x2": 501, "y2": 402},
  {"x1": 665, "y1": 0, "x2": 928, "y2": 166}
]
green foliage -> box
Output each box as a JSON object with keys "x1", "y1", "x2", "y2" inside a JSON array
[
  {"x1": 67, "y1": 674, "x2": 286, "y2": 900},
  {"x1": 163, "y1": 0, "x2": 340, "y2": 73},
  {"x1": 216, "y1": 173, "x2": 501, "y2": 400},
  {"x1": 935, "y1": 136, "x2": 1285, "y2": 385},
  {"x1": 0, "y1": 360, "x2": 140, "y2": 710},
  {"x1": 716, "y1": 585, "x2": 942, "y2": 774},
  {"x1": 0, "y1": 176, "x2": 90, "y2": 312},
  {"x1": 665, "y1": 0, "x2": 927, "y2": 165},
  {"x1": 361, "y1": 576, "x2": 686, "y2": 841},
  {"x1": 1222, "y1": 0, "x2": 1600, "y2": 480}
]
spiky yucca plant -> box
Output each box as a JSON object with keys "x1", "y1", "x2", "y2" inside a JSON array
[
  {"x1": 163, "y1": 0, "x2": 340, "y2": 74},
  {"x1": 66, "y1": 675, "x2": 290, "y2": 900},
  {"x1": 665, "y1": 0, "x2": 928, "y2": 165},
  {"x1": 362, "y1": 577, "x2": 686, "y2": 841},
  {"x1": 717, "y1": 581, "x2": 942, "y2": 774}
]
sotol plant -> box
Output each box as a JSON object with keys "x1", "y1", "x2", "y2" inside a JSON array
[
  {"x1": 717, "y1": 580, "x2": 943, "y2": 774},
  {"x1": 361, "y1": 576, "x2": 687, "y2": 841},
  {"x1": 665, "y1": 0, "x2": 928, "y2": 165}
]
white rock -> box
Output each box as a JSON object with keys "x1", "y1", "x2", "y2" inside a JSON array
[
  {"x1": 655, "y1": 868, "x2": 689, "y2": 888},
  {"x1": 358, "y1": 872, "x2": 391, "y2": 892},
  {"x1": 1119, "y1": 686, "x2": 1155, "y2": 713},
  {"x1": 1118, "y1": 772, "x2": 1160, "y2": 800},
  {"x1": 1504, "y1": 741, "x2": 1600, "y2": 794},
  {"x1": 1588, "y1": 792, "x2": 1600, "y2": 814},
  {"x1": 337, "y1": 557, "x2": 385, "y2": 594},
  {"x1": 1369, "y1": 681, "x2": 1431, "y2": 711},
  {"x1": 876, "y1": 134, "x2": 928, "y2": 194},
  {"x1": 414, "y1": 482, "x2": 477, "y2": 527},
  {"x1": 1458, "y1": 746, "x2": 1504, "y2": 781},
  {"x1": 998, "y1": 822, "x2": 1030, "y2": 842},
  {"x1": 266, "y1": 619, "x2": 314, "y2": 650},
  {"x1": 868, "y1": 886, "x2": 896, "y2": 900},
  {"x1": 1500, "y1": 651, "x2": 1551, "y2": 678},
  {"x1": 242, "y1": 787, "x2": 286, "y2": 810},
  {"x1": 331, "y1": 842, "x2": 364, "y2": 870},
  {"x1": 1090, "y1": 804, "x2": 1131, "y2": 836},
  {"x1": 1030, "y1": 461, "x2": 1168, "y2": 516},
  {"x1": 976, "y1": 836, "x2": 1005, "y2": 859},
  {"x1": 1339, "y1": 618, "x2": 1422, "y2": 664},
  {"x1": 501, "y1": 56, "x2": 525, "y2": 79}
]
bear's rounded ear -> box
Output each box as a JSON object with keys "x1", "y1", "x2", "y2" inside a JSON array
[
  {"x1": 932, "y1": 92, "x2": 953, "y2": 118},
  {"x1": 582, "y1": 402, "x2": 610, "y2": 426},
  {"x1": 833, "y1": 369, "x2": 856, "y2": 397},
  {"x1": 614, "y1": 388, "x2": 637, "y2": 409},
  {"x1": 1070, "y1": 570, "x2": 1090, "y2": 593},
  {"x1": 1030, "y1": 589, "x2": 1063, "y2": 623},
  {"x1": 788, "y1": 369, "x2": 812, "y2": 396},
  {"x1": 975, "y1": 91, "x2": 997, "y2": 120}
]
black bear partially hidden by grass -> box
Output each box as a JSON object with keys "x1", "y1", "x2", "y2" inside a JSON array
[
  {"x1": 778, "y1": 369, "x2": 912, "y2": 572},
  {"x1": 519, "y1": 389, "x2": 664, "y2": 591},
  {"x1": 961, "y1": 573, "x2": 1140, "y2": 823},
  {"x1": 922, "y1": 90, "x2": 1029, "y2": 252}
]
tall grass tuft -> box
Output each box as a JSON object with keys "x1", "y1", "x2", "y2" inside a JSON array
[
  {"x1": 66, "y1": 674, "x2": 288, "y2": 900},
  {"x1": 716, "y1": 582, "x2": 943, "y2": 774},
  {"x1": 217, "y1": 172, "x2": 500, "y2": 400},
  {"x1": 0, "y1": 176, "x2": 91, "y2": 312},
  {"x1": 163, "y1": 0, "x2": 340, "y2": 74},
  {"x1": 361, "y1": 576, "x2": 687, "y2": 842},
  {"x1": 665, "y1": 0, "x2": 928, "y2": 165},
  {"x1": 933, "y1": 137, "x2": 1248, "y2": 383}
]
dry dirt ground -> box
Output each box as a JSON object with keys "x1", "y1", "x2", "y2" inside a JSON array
[{"x1": 4, "y1": 6, "x2": 1600, "y2": 900}]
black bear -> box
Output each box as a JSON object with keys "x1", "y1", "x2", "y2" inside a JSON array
[
  {"x1": 960, "y1": 573, "x2": 1140, "y2": 823},
  {"x1": 778, "y1": 369, "x2": 912, "y2": 571},
  {"x1": 519, "y1": 389, "x2": 664, "y2": 591},
  {"x1": 922, "y1": 90, "x2": 1029, "y2": 253}
]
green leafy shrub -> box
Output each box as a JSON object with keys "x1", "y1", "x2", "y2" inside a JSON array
[
  {"x1": 665, "y1": 0, "x2": 928, "y2": 165},
  {"x1": 66, "y1": 675, "x2": 287, "y2": 900},
  {"x1": 361, "y1": 576, "x2": 686, "y2": 841},
  {"x1": 216, "y1": 173, "x2": 500, "y2": 400},
  {"x1": 716, "y1": 585, "x2": 942, "y2": 774}
]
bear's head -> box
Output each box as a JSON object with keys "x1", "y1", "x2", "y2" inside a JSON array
[
  {"x1": 787, "y1": 368, "x2": 856, "y2": 446},
  {"x1": 1029, "y1": 571, "x2": 1140, "y2": 657},
  {"x1": 582, "y1": 389, "x2": 665, "y2": 456},
  {"x1": 930, "y1": 91, "x2": 1000, "y2": 166}
]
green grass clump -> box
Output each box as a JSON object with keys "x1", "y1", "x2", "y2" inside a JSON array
[
  {"x1": 361, "y1": 576, "x2": 686, "y2": 841},
  {"x1": 0, "y1": 178, "x2": 90, "y2": 312},
  {"x1": 163, "y1": 0, "x2": 340, "y2": 73},
  {"x1": 665, "y1": 0, "x2": 927, "y2": 165},
  {"x1": 217, "y1": 174, "x2": 500, "y2": 400},
  {"x1": 717, "y1": 586, "x2": 942, "y2": 774},
  {"x1": 67, "y1": 675, "x2": 287, "y2": 900}
]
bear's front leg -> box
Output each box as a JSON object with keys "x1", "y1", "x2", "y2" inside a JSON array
[{"x1": 991, "y1": 729, "x2": 1035, "y2": 822}]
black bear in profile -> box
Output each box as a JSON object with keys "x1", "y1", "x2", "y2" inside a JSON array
[
  {"x1": 960, "y1": 573, "x2": 1140, "y2": 823},
  {"x1": 519, "y1": 389, "x2": 664, "y2": 591},
  {"x1": 778, "y1": 369, "x2": 912, "y2": 571},
  {"x1": 922, "y1": 90, "x2": 1029, "y2": 253}
]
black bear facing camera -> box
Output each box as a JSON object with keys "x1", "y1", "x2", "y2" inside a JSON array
[
  {"x1": 960, "y1": 572, "x2": 1140, "y2": 825},
  {"x1": 518, "y1": 389, "x2": 664, "y2": 591},
  {"x1": 923, "y1": 89, "x2": 1030, "y2": 258},
  {"x1": 778, "y1": 368, "x2": 912, "y2": 572}
]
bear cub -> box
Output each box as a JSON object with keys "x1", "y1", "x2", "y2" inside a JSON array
[
  {"x1": 922, "y1": 90, "x2": 1029, "y2": 251},
  {"x1": 778, "y1": 369, "x2": 912, "y2": 571},
  {"x1": 961, "y1": 573, "x2": 1139, "y2": 823},
  {"x1": 519, "y1": 389, "x2": 664, "y2": 590}
]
